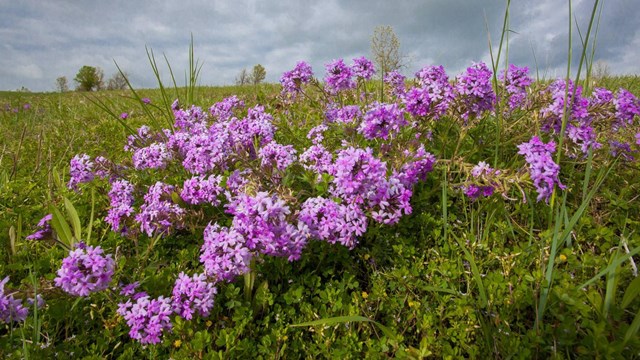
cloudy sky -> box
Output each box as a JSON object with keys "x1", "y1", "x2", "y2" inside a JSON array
[{"x1": 1, "y1": 0, "x2": 638, "y2": 92}]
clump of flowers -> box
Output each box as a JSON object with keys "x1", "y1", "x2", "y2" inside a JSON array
[
  {"x1": 280, "y1": 61, "x2": 314, "y2": 99},
  {"x1": 454, "y1": 62, "x2": 496, "y2": 121},
  {"x1": 0, "y1": 277, "x2": 29, "y2": 323},
  {"x1": 259, "y1": 141, "x2": 298, "y2": 172},
  {"x1": 518, "y1": 136, "x2": 565, "y2": 202},
  {"x1": 499, "y1": 64, "x2": 532, "y2": 110},
  {"x1": 384, "y1": 70, "x2": 407, "y2": 97},
  {"x1": 135, "y1": 182, "x2": 185, "y2": 237},
  {"x1": 180, "y1": 175, "x2": 224, "y2": 205},
  {"x1": 325, "y1": 59, "x2": 355, "y2": 94},
  {"x1": 358, "y1": 102, "x2": 407, "y2": 140},
  {"x1": 54, "y1": 243, "x2": 115, "y2": 297},
  {"x1": 171, "y1": 272, "x2": 217, "y2": 320},
  {"x1": 298, "y1": 197, "x2": 367, "y2": 249},
  {"x1": 462, "y1": 161, "x2": 500, "y2": 201},
  {"x1": 200, "y1": 223, "x2": 253, "y2": 282},
  {"x1": 351, "y1": 56, "x2": 375, "y2": 80},
  {"x1": 106, "y1": 180, "x2": 135, "y2": 233},
  {"x1": 68, "y1": 154, "x2": 95, "y2": 190},
  {"x1": 117, "y1": 295, "x2": 173, "y2": 345},
  {"x1": 414, "y1": 65, "x2": 455, "y2": 119}
]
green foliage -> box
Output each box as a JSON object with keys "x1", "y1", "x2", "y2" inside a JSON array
[
  {"x1": 74, "y1": 66, "x2": 104, "y2": 92},
  {"x1": 251, "y1": 64, "x2": 266, "y2": 85}
]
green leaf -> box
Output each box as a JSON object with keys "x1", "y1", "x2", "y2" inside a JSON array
[
  {"x1": 624, "y1": 307, "x2": 640, "y2": 344},
  {"x1": 289, "y1": 315, "x2": 397, "y2": 341},
  {"x1": 50, "y1": 205, "x2": 73, "y2": 249},
  {"x1": 622, "y1": 276, "x2": 640, "y2": 309},
  {"x1": 64, "y1": 196, "x2": 82, "y2": 242}
]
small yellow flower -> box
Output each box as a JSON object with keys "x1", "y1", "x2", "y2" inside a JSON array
[
  {"x1": 559, "y1": 254, "x2": 567, "y2": 262},
  {"x1": 408, "y1": 301, "x2": 416, "y2": 307},
  {"x1": 364, "y1": 254, "x2": 370, "y2": 260},
  {"x1": 362, "y1": 291, "x2": 369, "y2": 299},
  {"x1": 206, "y1": 320, "x2": 213, "y2": 327},
  {"x1": 173, "y1": 339, "x2": 182, "y2": 348},
  {"x1": 282, "y1": 335, "x2": 288, "y2": 341}
]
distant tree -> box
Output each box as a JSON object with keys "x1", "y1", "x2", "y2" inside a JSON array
[
  {"x1": 251, "y1": 64, "x2": 266, "y2": 85},
  {"x1": 56, "y1": 76, "x2": 69, "y2": 92},
  {"x1": 592, "y1": 60, "x2": 610, "y2": 81},
  {"x1": 74, "y1": 65, "x2": 104, "y2": 91},
  {"x1": 370, "y1": 25, "x2": 403, "y2": 78},
  {"x1": 236, "y1": 68, "x2": 250, "y2": 86},
  {"x1": 16, "y1": 86, "x2": 31, "y2": 93},
  {"x1": 107, "y1": 72, "x2": 129, "y2": 90}
]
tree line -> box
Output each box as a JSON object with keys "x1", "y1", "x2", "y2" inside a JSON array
[{"x1": 55, "y1": 66, "x2": 129, "y2": 92}]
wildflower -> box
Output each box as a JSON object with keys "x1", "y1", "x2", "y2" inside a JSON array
[
  {"x1": 171, "y1": 272, "x2": 217, "y2": 320},
  {"x1": 384, "y1": 70, "x2": 406, "y2": 97},
  {"x1": 280, "y1": 61, "x2": 314, "y2": 99},
  {"x1": 324, "y1": 59, "x2": 355, "y2": 94},
  {"x1": 68, "y1": 154, "x2": 95, "y2": 190},
  {"x1": 358, "y1": 102, "x2": 406, "y2": 140},
  {"x1": 499, "y1": 64, "x2": 532, "y2": 110},
  {"x1": 119, "y1": 282, "x2": 140, "y2": 297},
  {"x1": 0, "y1": 277, "x2": 29, "y2": 323},
  {"x1": 299, "y1": 144, "x2": 333, "y2": 174},
  {"x1": 141, "y1": 97, "x2": 151, "y2": 104},
  {"x1": 209, "y1": 95, "x2": 244, "y2": 121},
  {"x1": 414, "y1": 65, "x2": 455, "y2": 118},
  {"x1": 173, "y1": 339, "x2": 182, "y2": 348},
  {"x1": 180, "y1": 175, "x2": 224, "y2": 205},
  {"x1": 200, "y1": 223, "x2": 253, "y2": 282},
  {"x1": 330, "y1": 147, "x2": 388, "y2": 206},
  {"x1": 298, "y1": 196, "x2": 367, "y2": 248},
  {"x1": 517, "y1": 136, "x2": 565, "y2": 202},
  {"x1": 26, "y1": 214, "x2": 53, "y2": 240},
  {"x1": 117, "y1": 295, "x2": 173, "y2": 345},
  {"x1": 454, "y1": 62, "x2": 496, "y2": 121},
  {"x1": 258, "y1": 141, "x2": 297, "y2": 172},
  {"x1": 132, "y1": 142, "x2": 172, "y2": 170},
  {"x1": 120, "y1": 112, "x2": 129, "y2": 119},
  {"x1": 54, "y1": 243, "x2": 115, "y2": 297},
  {"x1": 351, "y1": 56, "x2": 375, "y2": 80},
  {"x1": 134, "y1": 182, "x2": 184, "y2": 237},
  {"x1": 361, "y1": 291, "x2": 369, "y2": 299},
  {"x1": 106, "y1": 179, "x2": 135, "y2": 233}
]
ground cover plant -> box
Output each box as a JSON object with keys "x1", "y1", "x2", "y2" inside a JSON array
[{"x1": 2, "y1": 3, "x2": 640, "y2": 359}]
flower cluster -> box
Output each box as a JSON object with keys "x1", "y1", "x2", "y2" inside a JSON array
[
  {"x1": 454, "y1": 62, "x2": 496, "y2": 121},
  {"x1": 462, "y1": 161, "x2": 501, "y2": 201},
  {"x1": 280, "y1": 61, "x2": 314, "y2": 99},
  {"x1": 135, "y1": 182, "x2": 184, "y2": 237},
  {"x1": 0, "y1": 277, "x2": 29, "y2": 323},
  {"x1": 180, "y1": 175, "x2": 224, "y2": 205},
  {"x1": 358, "y1": 102, "x2": 407, "y2": 140},
  {"x1": 518, "y1": 136, "x2": 565, "y2": 202},
  {"x1": 171, "y1": 272, "x2": 217, "y2": 320},
  {"x1": 106, "y1": 179, "x2": 135, "y2": 233},
  {"x1": 352, "y1": 56, "x2": 376, "y2": 80},
  {"x1": 117, "y1": 295, "x2": 173, "y2": 345},
  {"x1": 324, "y1": 59, "x2": 356, "y2": 94},
  {"x1": 499, "y1": 64, "x2": 532, "y2": 110},
  {"x1": 200, "y1": 223, "x2": 253, "y2": 282},
  {"x1": 68, "y1": 154, "x2": 95, "y2": 190},
  {"x1": 259, "y1": 141, "x2": 298, "y2": 172},
  {"x1": 384, "y1": 70, "x2": 407, "y2": 97},
  {"x1": 54, "y1": 243, "x2": 115, "y2": 297},
  {"x1": 414, "y1": 65, "x2": 455, "y2": 119},
  {"x1": 298, "y1": 197, "x2": 366, "y2": 248}
]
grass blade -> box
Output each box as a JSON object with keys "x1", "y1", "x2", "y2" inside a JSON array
[{"x1": 290, "y1": 315, "x2": 397, "y2": 341}]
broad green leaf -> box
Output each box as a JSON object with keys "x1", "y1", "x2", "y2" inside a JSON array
[
  {"x1": 50, "y1": 205, "x2": 73, "y2": 249},
  {"x1": 64, "y1": 196, "x2": 82, "y2": 242},
  {"x1": 622, "y1": 276, "x2": 640, "y2": 309}
]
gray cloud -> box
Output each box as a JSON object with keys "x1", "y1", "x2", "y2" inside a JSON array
[{"x1": 1, "y1": 0, "x2": 638, "y2": 92}]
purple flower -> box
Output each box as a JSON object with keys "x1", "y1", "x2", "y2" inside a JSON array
[
  {"x1": 609, "y1": 141, "x2": 636, "y2": 161},
  {"x1": 306, "y1": 124, "x2": 329, "y2": 144},
  {"x1": 384, "y1": 70, "x2": 406, "y2": 97},
  {"x1": 117, "y1": 295, "x2": 173, "y2": 345},
  {"x1": 300, "y1": 144, "x2": 333, "y2": 174},
  {"x1": 395, "y1": 145, "x2": 436, "y2": 187},
  {"x1": 324, "y1": 59, "x2": 355, "y2": 94},
  {"x1": 454, "y1": 62, "x2": 496, "y2": 121},
  {"x1": 180, "y1": 175, "x2": 224, "y2": 205},
  {"x1": 135, "y1": 182, "x2": 184, "y2": 237},
  {"x1": 330, "y1": 147, "x2": 388, "y2": 206},
  {"x1": 358, "y1": 102, "x2": 407, "y2": 140},
  {"x1": 369, "y1": 176, "x2": 413, "y2": 225},
  {"x1": 499, "y1": 64, "x2": 532, "y2": 110},
  {"x1": 614, "y1": 88, "x2": 640, "y2": 128},
  {"x1": 132, "y1": 142, "x2": 172, "y2": 170},
  {"x1": 351, "y1": 56, "x2": 375, "y2": 80},
  {"x1": 325, "y1": 104, "x2": 362, "y2": 124},
  {"x1": 106, "y1": 180, "x2": 135, "y2": 233},
  {"x1": 414, "y1": 65, "x2": 455, "y2": 118},
  {"x1": 141, "y1": 98, "x2": 151, "y2": 104},
  {"x1": 280, "y1": 61, "x2": 314, "y2": 99},
  {"x1": 518, "y1": 136, "x2": 565, "y2": 202},
  {"x1": 68, "y1": 154, "x2": 95, "y2": 190},
  {"x1": 209, "y1": 95, "x2": 245, "y2": 121},
  {"x1": 403, "y1": 86, "x2": 432, "y2": 117},
  {"x1": 200, "y1": 223, "x2": 253, "y2": 282},
  {"x1": 26, "y1": 214, "x2": 53, "y2": 240},
  {"x1": 0, "y1": 277, "x2": 29, "y2": 323},
  {"x1": 298, "y1": 197, "x2": 367, "y2": 248},
  {"x1": 541, "y1": 79, "x2": 589, "y2": 133},
  {"x1": 258, "y1": 141, "x2": 297, "y2": 172},
  {"x1": 226, "y1": 192, "x2": 308, "y2": 261},
  {"x1": 120, "y1": 112, "x2": 129, "y2": 120},
  {"x1": 54, "y1": 243, "x2": 115, "y2": 297},
  {"x1": 171, "y1": 272, "x2": 217, "y2": 320},
  {"x1": 120, "y1": 282, "x2": 140, "y2": 297}
]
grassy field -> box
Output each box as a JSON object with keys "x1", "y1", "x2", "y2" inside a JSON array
[{"x1": 1, "y1": 71, "x2": 640, "y2": 359}]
